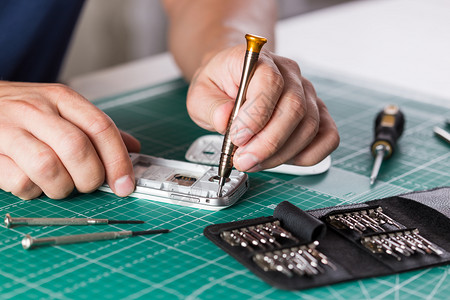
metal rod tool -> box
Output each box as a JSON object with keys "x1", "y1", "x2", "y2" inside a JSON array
[
  {"x1": 22, "y1": 229, "x2": 170, "y2": 250},
  {"x1": 433, "y1": 126, "x2": 450, "y2": 144},
  {"x1": 217, "y1": 34, "x2": 267, "y2": 196},
  {"x1": 5, "y1": 213, "x2": 144, "y2": 228}
]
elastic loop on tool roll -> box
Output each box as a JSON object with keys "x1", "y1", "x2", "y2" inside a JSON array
[{"x1": 273, "y1": 201, "x2": 326, "y2": 242}]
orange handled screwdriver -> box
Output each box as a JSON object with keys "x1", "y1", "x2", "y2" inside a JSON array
[{"x1": 217, "y1": 34, "x2": 267, "y2": 196}]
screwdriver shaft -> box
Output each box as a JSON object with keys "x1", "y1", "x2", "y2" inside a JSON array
[
  {"x1": 217, "y1": 34, "x2": 267, "y2": 196},
  {"x1": 433, "y1": 126, "x2": 450, "y2": 144},
  {"x1": 23, "y1": 231, "x2": 132, "y2": 249},
  {"x1": 370, "y1": 144, "x2": 386, "y2": 185},
  {"x1": 5, "y1": 213, "x2": 143, "y2": 228},
  {"x1": 22, "y1": 229, "x2": 170, "y2": 250}
]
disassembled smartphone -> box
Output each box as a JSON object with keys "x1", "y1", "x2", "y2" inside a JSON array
[{"x1": 99, "y1": 153, "x2": 249, "y2": 211}]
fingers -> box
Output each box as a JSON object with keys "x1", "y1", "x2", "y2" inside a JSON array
[
  {"x1": 187, "y1": 75, "x2": 236, "y2": 133},
  {"x1": 0, "y1": 154, "x2": 42, "y2": 200},
  {"x1": 50, "y1": 85, "x2": 135, "y2": 197},
  {"x1": 1, "y1": 128, "x2": 73, "y2": 199},
  {"x1": 245, "y1": 78, "x2": 320, "y2": 170},
  {"x1": 0, "y1": 127, "x2": 71, "y2": 199},
  {"x1": 2, "y1": 97, "x2": 105, "y2": 196},
  {"x1": 120, "y1": 130, "x2": 141, "y2": 153},
  {"x1": 188, "y1": 47, "x2": 339, "y2": 172},
  {"x1": 255, "y1": 96, "x2": 338, "y2": 169},
  {"x1": 290, "y1": 98, "x2": 340, "y2": 166},
  {"x1": 233, "y1": 56, "x2": 317, "y2": 171},
  {"x1": 0, "y1": 83, "x2": 136, "y2": 198},
  {"x1": 228, "y1": 53, "x2": 285, "y2": 146},
  {"x1": 187, "y1": 47, "x2": 289, "y2": 144},
  {"x1": 186, "y1": 46, "x2": 243, "y2": 134}
]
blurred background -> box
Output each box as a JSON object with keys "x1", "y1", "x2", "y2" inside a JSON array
[{"x1": 60, "y1": 0, "x2": 355, "y2": 81}]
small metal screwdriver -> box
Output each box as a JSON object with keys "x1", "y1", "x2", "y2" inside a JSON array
[
  {"x1": 369, "y1": 105, "x2": 405, "y2": 185},
  {"x1": 4, "y1": 213, "x2": 144, "y2": 228},
  {"x1": 22, "y1": 229, "x2": 170, "y2": 250},
  {"x1": 217, "y1": 34, "x2": 267, "y2": 196},
  {"x1": 433, "y1": 126, "x2": 450, "y2": 144}
]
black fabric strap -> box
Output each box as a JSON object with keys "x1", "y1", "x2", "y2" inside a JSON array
[{"x1": 274, "y1": 201, "x2": 326, "y2": 242}]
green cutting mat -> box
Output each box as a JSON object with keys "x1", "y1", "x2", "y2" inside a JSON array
[{"x1": 1, "y1": 75, "x2": 449, "y2": 300}]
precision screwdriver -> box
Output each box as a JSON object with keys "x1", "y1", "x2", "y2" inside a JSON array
[
  {"x1": 22, "y1": 229, "x2": 170, "y2": 250},
  {"x1": 369, "y1": 104, "x2": 405, "y2": 185},
  {"x1": 217, "y1": 34, "x2": 267, "y2": 197},
  {"x1": 4, "y1": 213, "x2": 144, "y2": 228}
]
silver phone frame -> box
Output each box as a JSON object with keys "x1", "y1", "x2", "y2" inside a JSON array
[{"x1": 99, "y1": 153, "x2": 249, "y2": 210}]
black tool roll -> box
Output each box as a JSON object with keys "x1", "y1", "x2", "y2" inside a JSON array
[{"x1": 203, "y1": 187, "x2": 450, "y2": 290}]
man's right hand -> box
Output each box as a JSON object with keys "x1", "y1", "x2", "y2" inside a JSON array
[{"x1": 0, "y1": 81, "x2": 140, "y2": 200}]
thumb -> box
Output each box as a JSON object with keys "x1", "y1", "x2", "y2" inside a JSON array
[{"x1": 186, "y1": 79, "x2": 235, "y2": 134}]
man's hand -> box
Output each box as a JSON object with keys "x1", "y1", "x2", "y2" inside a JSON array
[
  {"x1": 164, "y1": 0, "x2": 339, "y2": 172},
  {"x1": 0, "y1": 81, "x2": 140, "y2": 200},
  {"x1": 187, "y1": 46, "x2": 339, "y2": 172}
]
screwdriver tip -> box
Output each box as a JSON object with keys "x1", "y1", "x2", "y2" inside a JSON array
[
  {"x1": 217, "y1": 177, "x2": 225, "y2": 197},
  {"x1": 108, "y1": 220, "x2": 145, "y2": 224},
  {"x1": 132, "y1": 229, "x2": 171, "y2": 236}
]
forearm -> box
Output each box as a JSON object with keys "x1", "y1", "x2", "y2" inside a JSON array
[{"x1": 163, "y1": 0, "x2": 277, "y2": 80}]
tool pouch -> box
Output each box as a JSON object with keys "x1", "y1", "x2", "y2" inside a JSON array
[{"x1": 203, "y1": 187, "x2": 450, "y2": 290}]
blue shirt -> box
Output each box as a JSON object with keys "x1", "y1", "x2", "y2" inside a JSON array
[{"x1": 0, "y1": 0, "x2": 84, "y2": 82}]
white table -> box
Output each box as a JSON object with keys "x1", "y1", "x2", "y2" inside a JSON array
[
  {"x1": 69, "y1": 0, "x2": 450, "y2": 108},
  {"x1": 276, "y1": 0, "x2": 450, "y2": 108}
]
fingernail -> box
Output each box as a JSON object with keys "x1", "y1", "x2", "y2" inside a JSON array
[
  {"x1": 235, "y1": 153, "x2": 260, "y2": 171},
  {"x1": 246, "y1": 165, "x2": 262, "y2": 172},
  {"x1": 114, "y1": 175, "x2": 135, "y2": 197},
  {"x1": 231, "y1": 127, "x2": 254, "y2": 146}
]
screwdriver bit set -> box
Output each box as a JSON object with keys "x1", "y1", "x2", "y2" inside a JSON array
[
  {"x1": 252, "y1": 242, "x2": 337, "y2": 278},
  {"x1": 325, "y1": 206, "x2": 443, "y2": 261},
  {"x1": 327, "y1": 206, "x2": 402, "y2": 233},
  {"x1": 220, "y1": 220, "x2": 335, "y2": 278},
  {"x1": 361, "y1": 228, "x2": 443, "y2": 260},
  {"x1": 220, "y1": 220, "x2": 297, "y2": 251},
  {"x1": 204, "y1": 187, "x2": 450, "y2": 290}
]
